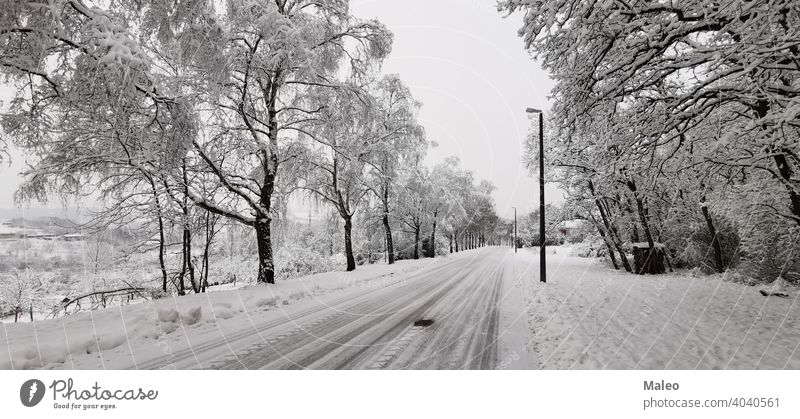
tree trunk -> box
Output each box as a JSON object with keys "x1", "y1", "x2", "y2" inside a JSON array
[
  {"x1": 413, "y1": 226, "x2": 420, "y2": 259},
  {"x1": 449, "y1": 234, "x2": 453, "y2": 253},
  {"x1": 201, "y1": 212, "x2": 213, "y2": 293},
  {"x1": 607, "y1": 217, "x2": 632, "y2": 272},
  {"x1": 591, "y1": 216, "x2": 619, "y2": 270},
  {"x1": 182, "y1": 226, "x2": 198, "y2": 293},
  {"x1": 177, "y1": 231, "x2": 187, "y2": 296},
  {"x1": 627, "y1": 180, "x2": 655, "y2": 248},
  {"x1": 430, "y1": 211, "x2": 438, "y2": 258},
  {"x1": 455, "y1": 232, "x2": 459, "y2": 252},
  {"x1": 627, "y1": 180, "x2": 665, "y2": 274},
  {"x1": 382, "y1": 212, "x2": 394, "y2": 265},
  {"x1": 255, "y1": 216, "x2": 275, "y2": 283},
  {"x1": 344, "y1": 216, "x2": 356, "y2": 271},
  {"x1": 254, "y1": 82, "x2": 280, "y2": 284},
  {"x1": 150, "y1": 180, "x2": 168, "y2": 292},
  {"x1": 182, "y1": 163, "x2": 198, "y2": 294},
  {"x1": 589, "y1": 180, "x2": 631, "y2": 272},
  {"x1": 700, "y1": 196, "x2": 725, "y2": 273},
  {"x1": 382, "y1": 177, "x2": 395, "y2": 264}
]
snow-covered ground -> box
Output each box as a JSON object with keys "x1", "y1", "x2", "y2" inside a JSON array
[
  {"x1": 516, "y1": 247, "x2": 800, "y2": 369},
  {"x1": 0, "y1": 256, "x2": 445, "y2": 369},
  {"x1": 3, "y1": 246, "x2": 798, "y2": 370}
]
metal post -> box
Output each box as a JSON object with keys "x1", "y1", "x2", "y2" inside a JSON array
[
  {"x1": 527, "y1": 108, "x2": 547, "y2": 283},
  {"x1": 538, "y1": 112, "x2": 546, "y2": 283},
  {"x1": 513, "y1": 207, "x2": 517, "y2": 253}
]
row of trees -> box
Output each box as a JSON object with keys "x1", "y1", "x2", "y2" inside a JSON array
[
  {"x1": 502, "y1": 0, "x2": 800, "y2": 279},
  {"x1": 280, "y1": 154, "x2": 504, "y2": 275},
  {"x1": 0, "y1": 0, "x2": 501, "y2": 297}
]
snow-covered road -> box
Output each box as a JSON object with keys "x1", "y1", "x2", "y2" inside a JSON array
[{"x1": 142, "y1": 248, "x2": 511, "y2": 370}]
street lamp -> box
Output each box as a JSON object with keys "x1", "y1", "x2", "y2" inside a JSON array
[
  {"x1": 512, "y1": 206, "x2": 517, "y2": 253},
  {"x1": 526, "y1": 108, "x2": 546, "y2": 283}
]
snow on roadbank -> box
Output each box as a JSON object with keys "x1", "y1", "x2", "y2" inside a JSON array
[
  {"x1": 515, "y1": 247, "x2": 800, "y2": 369},
  {"x1": 0, "y1": 255, "x2": 458, "y2": 370}
]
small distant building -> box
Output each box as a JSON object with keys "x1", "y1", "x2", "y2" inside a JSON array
[
  {"x1": 25, "y1": 233, "x2": 57, "y2": 240},
  {"x1": 62, "y1": 233, "x2": 87, "y2": 242},
  {"x1": 558, "y1": 219, "x2": 588, "y2": 243}
]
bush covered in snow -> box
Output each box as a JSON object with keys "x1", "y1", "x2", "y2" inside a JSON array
[
  {"x1": 662, "y1": 213, "x2": 741, "y2": 273},
  {"x1": 570, "y1": 236, "x2": 608, "y2": 258},
  {"x1": 275, "y1": 243, "x2": 339, "y2": 280}
]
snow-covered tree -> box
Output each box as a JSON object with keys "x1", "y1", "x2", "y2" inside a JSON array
[
  {"x1": 0, "y1": 268, "x2": 47, "y2": 323},
  {"x1": 295, "y1": 86, "x2": 376, "y2": 271},
  {"x1": 363, "y1": 75, "x2": 426, "y2": 264},
  {"x1": 503, "y1": 0, "x2": 800, "y2": 279},
  {"x1": 173, "y1": 0, "x2": 393, "y2": 283}
]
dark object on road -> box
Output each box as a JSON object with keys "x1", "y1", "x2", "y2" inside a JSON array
[
  {"x1": 414, "y1": 319, "x2": 435, "y2": 327},
  {"x1": 759, "y1": 290, "x2": 789, "y2": 298}
]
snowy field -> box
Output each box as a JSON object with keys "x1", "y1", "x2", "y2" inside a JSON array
[{"x1": 516, "y1": 248, "x2": 800, "y2": 369}]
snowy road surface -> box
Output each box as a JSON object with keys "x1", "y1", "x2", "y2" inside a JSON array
[{"x1": 141, "y1": 248, "x2": 513, "y2": 370}]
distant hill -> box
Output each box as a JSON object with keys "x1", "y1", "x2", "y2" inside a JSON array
[
  {"x1": 6, "y1": 216, "x2": 77, "y2": 234},
  {"x1": 0, "y1": 207, "x2": 86, "y2": 220}
]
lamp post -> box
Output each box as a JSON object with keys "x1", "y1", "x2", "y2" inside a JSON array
[
  {"x1": 512, "y1": 206, "x2": 517, "y2": 253},
  {"x1": 526, "y1": 108, "x2": 546, "y2": 283}
]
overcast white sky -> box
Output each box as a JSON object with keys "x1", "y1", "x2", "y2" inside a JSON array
[
  {"x1": 350, "y1": 0, "x2": 561, "y2": 218},
  {"x1": 0, "y1": 0, "x2": 562, "y2": 219}
]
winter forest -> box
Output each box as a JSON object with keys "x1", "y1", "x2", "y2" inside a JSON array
[
  {"x1": 0, "y1": 0, "x2": 503, "y2": 317},
  {"x1": 502, "y1": 0, "x2": 800, "y2": 281},
  {"x1": 0, "y1": 0, "x2": 799, "y2": 371}
]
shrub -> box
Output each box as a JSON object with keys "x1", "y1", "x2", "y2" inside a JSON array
[
  {"x1": 570, "y1": 236, "x2": 607, "y2": 258},
  {"x1": 275, "y1": 243, "x2": 338, "y2": 280}
]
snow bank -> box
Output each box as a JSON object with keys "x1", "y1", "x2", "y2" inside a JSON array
[
  {"x1": 0, "y1": 257, "x2": 442, "y2": 369},
  {"x1": 514, "y1": 248, "x2": 800, "y2": 369}
]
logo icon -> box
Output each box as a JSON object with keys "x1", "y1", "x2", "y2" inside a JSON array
[{"x1": 20, "y1": 379, "x2": 45, "y2": 407}]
